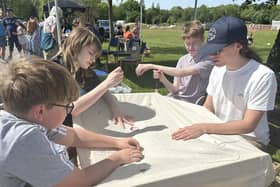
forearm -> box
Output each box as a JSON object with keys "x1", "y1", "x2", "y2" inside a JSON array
[
  {"x1": 152, "y1": 64, "x2": 197, "y2": 77},
  {"x1": 71, "y1": 126, "x2": 119, "y2": 149},
  {"x1": 55, "y1": 159, "x2": 121, "y2": 187},
  {"x1": 81, "y1": 158, "x2": 121, "y2": 186},
  {"x1": 201, "y1": 120, "x2": 257, "y2": 135},
  {"x1": 160, "y1": 76, "x2": 178, "y2": 93},
  {"x1": 102, "y1": 91, "x2": 118, "y2": 112},
  {"x1": 72, "y1": 81, "x2": 110, "y2": 116}
]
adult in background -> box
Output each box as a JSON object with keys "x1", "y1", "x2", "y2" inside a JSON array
[
  {"x1": 3, "y1": 8, "x2": 22, "y2": 60},
  {"x1": 16, "y1": 21, "x2": 28, "y2": 55},
  {"x1": 41, "y1": 6, "x2": 63, "y2": 60},
  {"x1": 27, "y1": 16, "x2": 42, "y2": 57},
  {"x1": 172, "y1": 16, "x2": 277, "y2": 150}
]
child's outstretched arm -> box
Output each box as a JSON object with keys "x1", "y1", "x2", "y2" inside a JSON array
[
  {"x1": 71, "y1": 67, "x2": 123, "y2": 116},
  {"x1": 55, "y1": 125, "x2": 140, "y2": 150},
  {"x1": 136, "y1": 63, "x2": 198, "y2": 77},
  {"x1": 54, "y1": 148, "x2": 143, "y2": 187},
  {"x1": 54, "y1": 126, "x2": 143, "y2": 186},
  {"x1": 102, "y1": 91, "x2": 134, "y2": 128}
]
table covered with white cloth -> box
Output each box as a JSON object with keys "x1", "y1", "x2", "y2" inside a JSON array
[{"x1": 74, "y1": 93, "x2": 274, "y2": 187}]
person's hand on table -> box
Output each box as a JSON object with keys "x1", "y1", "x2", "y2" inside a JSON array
[
  {"x1": 108, "y1": 147, "x2": 143, "y2": 165},
  {"x1": 117, "y1": 137, "x2": 141, "y2": 150},
  {"x1": 111, "y1": 107, "x2": 135, "y2": 129},
  {"x1": 172, "y1": 124, "x2": 206, "y2": 140}
]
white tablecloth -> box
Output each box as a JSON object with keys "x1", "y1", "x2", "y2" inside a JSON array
[{"x1": 74, "y1": 93, "x2": 274, "y2": 187}]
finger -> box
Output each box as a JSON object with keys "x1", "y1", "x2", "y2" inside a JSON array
[
  {"x1": 124, "y1": 115, "x2": 134, "y2": 121},
  {"x1": 128, "y1": 139, "x2": 141, "y2": 149},
  {"x1": 171, "y1": 130, "x2": 184, "y2": 137},
  {"x1": 112, "y1": 117, "x2": 118, "y2": 124},
  {"x1": 123, "y1": 119, "x2": 135, "y2": 127},
  {"x1": 132, "y1": 152, "x2": 144, "y2": 161},
  {"x1": 172, "y1": 132, "x2": 187, "y2": 140},
  {"x1": 118, "y1": 117, "x2": 125, "y2": 129},
  {"x1": 183, "y1": 135, "x2": 193, "y2": 141}
]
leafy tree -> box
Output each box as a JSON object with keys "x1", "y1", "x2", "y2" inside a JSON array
[
  {"x1": 160, "y1": 9, "x2": 170, "y2": 23},
  {"x1": 182, "y1": 8, "x2": 193, "y2": 22},
  {"x1": 197, "y1": 5, "x2": 212, "y2": 23},
  {"x1": 169, "y1": 6, "x2": 183, "y2": 22}
]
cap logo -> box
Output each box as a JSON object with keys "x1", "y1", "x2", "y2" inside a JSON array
[{"x1": 207, "y1": 28, "x2": 216, "y2": 42}]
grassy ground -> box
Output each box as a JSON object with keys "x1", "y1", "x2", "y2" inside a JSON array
[{"x1": 102, "y1": 27, "x2": 280, "y2": 161}]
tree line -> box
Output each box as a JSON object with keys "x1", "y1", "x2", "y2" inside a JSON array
[{"x1": 2, "y1": 0, "x2": 280, "y2": 24}]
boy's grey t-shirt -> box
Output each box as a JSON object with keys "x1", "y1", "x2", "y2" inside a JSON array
[
  {"x1": 0, "y1": 110, "x2": 74, "y2": 187},
  {"x1": 169, "y1": 54, "x2": 213, "y2": 103}
]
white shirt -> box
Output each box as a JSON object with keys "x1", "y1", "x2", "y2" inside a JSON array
[{"x1": 207, "y1": 59, "x2": 277, "y2": 145}]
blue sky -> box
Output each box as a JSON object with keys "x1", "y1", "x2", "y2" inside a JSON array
[{"x1": 112, "y1": 0, "x2": 275, "y2": 10}]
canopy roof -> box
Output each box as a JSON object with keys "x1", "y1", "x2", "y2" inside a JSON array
[{"x1": 43, "y1": 0, "x2": 88, "y2": 13}]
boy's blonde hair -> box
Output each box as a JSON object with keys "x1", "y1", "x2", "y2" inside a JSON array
[
  {"x1": 59, "y1": 27, "x2": 102, "y2": 75},
  {"x1": 0, "y1": 57, "x2": 80, "y2": 115},
  {"x1": 182, "y1": 20, "x2": 204, "y2": 40}
]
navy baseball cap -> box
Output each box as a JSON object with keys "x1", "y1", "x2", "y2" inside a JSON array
[{"x1": 197, "y1": 16, "x2": 247, "y2": 59}]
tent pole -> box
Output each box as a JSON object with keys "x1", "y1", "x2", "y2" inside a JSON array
[
  {"x1": 194, "y1": 0, "x2": 198, "y2": 20},
  {"x1": 54, "y1": 0, "x2": 62, "y2": 48},
  {"x1": 1, "y1": 0, "x2": 6, "y2": 16},
  {"x1": 47, "y1": 0, "x2": 51, "y2": 13},
  {"x1": 140, "y1": 0, "x2": 143, "y2": 41}
]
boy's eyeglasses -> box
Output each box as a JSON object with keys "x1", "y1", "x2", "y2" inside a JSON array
[{"x1": 51, "y1": 103, "x2": 74, "y2": 115}]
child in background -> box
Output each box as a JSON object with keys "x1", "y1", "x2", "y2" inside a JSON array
[
  {"x1": 0, "y1": 57, "x2": 143, "y2": 187},
  {"x1": 136, "y1": 21, "x2": 213, "y2": 104},
  {"x1": 16, "y1": 22, "x2": 28, "y2": 55},
  {"x1": 123, "y1": 25, "x2": 133, "y2": 40}
]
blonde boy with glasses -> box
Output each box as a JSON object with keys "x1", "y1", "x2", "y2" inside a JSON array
[{"x1": 0, "y1": 57, "x2": 143, "y2": 187}]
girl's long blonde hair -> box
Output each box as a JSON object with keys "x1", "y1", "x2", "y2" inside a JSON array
[{"x1": 58, "y1": 27, "x2": 102, "y2": 75}]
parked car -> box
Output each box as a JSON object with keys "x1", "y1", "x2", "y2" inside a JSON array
[{"x1": 97, "y1": 19, "x2": 110, "y2": 39}]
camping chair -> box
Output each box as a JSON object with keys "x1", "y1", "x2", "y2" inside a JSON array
[
  {"x1": 101, "y1": 37, "x2": 120, "y2": 70},
  {"x1": 119, "y1": 40, "x2": 146, "y2": 73},
  {"x1": 195, "y1": 94, "x2": 207, "y2": 105}
]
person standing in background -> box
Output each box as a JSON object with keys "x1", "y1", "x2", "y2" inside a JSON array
[
  {"x1": 41, "y1": 6, "x2": 63, "y2": 60},
  {"x1": 27, "y1": 16, "x2": 42, "y2": 57},
  {"x1": 16, "y1": 21, "x2": 28, "y2": 55},
  {"x1": 3, "y1": 8, "x2": 22, "y2": 60}
]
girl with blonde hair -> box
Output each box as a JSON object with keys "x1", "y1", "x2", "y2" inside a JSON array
[{"x1": 52, "y1": 26, "x2": 134, "y2": 128}]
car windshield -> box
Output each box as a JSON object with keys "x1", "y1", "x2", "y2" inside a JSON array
[{"x1": 100, "y1": 21, "x2": 109, "y2": 27}]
